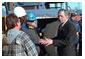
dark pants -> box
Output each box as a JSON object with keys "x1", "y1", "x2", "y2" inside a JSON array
[{"x1": 79, "y1": 39, "x2": 82, "y2": 56}]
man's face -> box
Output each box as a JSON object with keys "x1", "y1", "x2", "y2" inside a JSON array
[
  {"x1": 71, "y1": 16, "x2": 76, "y2": 20},
  {"x1": 19, "y1": 16, "x2": 26, "y2": 25},
  {"x1": 58, "y1": 11, "x2": 68, "y2": 23},
  {"x1": 26, "y1": 20, "x2": 36, "y2": 27},
  {"x1": 75, "y1": 16, "x2": 81, "y2": 21}
]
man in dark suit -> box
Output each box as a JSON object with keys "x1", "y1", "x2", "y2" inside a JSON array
[{"x1": 40, "y1": 9, "x2": 76, "y2": 56}]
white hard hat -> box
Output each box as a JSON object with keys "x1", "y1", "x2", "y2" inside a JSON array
[{"x1": 14, "y1": 6, "x2": 26, "y2": 17}]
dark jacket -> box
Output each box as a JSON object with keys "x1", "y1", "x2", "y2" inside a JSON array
[
  {"x1": 53, "y1": 20, "x2": 76, "y2": 56},
  {"x1": 20, "y1": 24, "x2": 40, "y2": 44},
  {"x1": 69, "y1": 19, "x2": 80, "y2": 44}
]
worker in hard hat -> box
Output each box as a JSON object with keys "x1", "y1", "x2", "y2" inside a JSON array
[
  {"x1": 14, "y1": 6, "x2": 26, "y2": 25},
  {"x1": 13, "y1": 6, "x2": 39, "y2": 55},
  {"x1": 21, "y1": 12, "x2": 40, "y2": 55}
]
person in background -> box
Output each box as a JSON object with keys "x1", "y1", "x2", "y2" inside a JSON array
[
  {"x1": 75, "y1": 14, "x2": 82, "y2": 56},
  {"x1": 69, "y1": 13, "x2": 80, "y2": 55},
  {"x1": 39, "y1": 9, "x2": 76, "y2": 56},
  {"x1": 21, "y1": 12, "x2": 41, "y2": 55},
  {"x1": 2, "y1": 13, "x2": 38, "y2": 56},
  {"x1": 78, "y1": 15, "x2": 82, "y2": 56},
  {"x1": 14, "y1": 6, "x2": 26, "y2": 25}
]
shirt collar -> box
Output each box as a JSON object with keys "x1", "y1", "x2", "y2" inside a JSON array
[{"x1": 62, "y1": 19, "x2": 68, "y2": 27}]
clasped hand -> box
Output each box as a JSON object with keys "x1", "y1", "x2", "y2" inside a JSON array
[{"x1": 39, "y1": 37, "x2": 53, "y2": 46}]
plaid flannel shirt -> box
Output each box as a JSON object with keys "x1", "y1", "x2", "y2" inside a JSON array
[{"x1": 3, "y1": 29, "x2": 38, "y2": 56}]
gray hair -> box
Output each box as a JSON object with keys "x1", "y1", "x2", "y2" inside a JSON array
[{"x1": 58, "y1": 9, "x2": 68, "y2": 16}]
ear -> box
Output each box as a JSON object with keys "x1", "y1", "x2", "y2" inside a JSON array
[{"x1": 16, "y1": 22, "x2": 19, "y2": 27}]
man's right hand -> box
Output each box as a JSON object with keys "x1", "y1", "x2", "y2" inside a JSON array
[{"x1": 39, "y1": 38, "x2": 53, "y2": 46}]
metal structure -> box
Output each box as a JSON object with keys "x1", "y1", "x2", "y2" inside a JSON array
[
  {"x1": 2, "y1": 2, "x2": 73, "y2": 36},
  {"x1": 2, "y1": 2, "x2": 66, "y2": 18},
  {"x1": 2, "y1": 2, "x2": 80, "y2": 36}
]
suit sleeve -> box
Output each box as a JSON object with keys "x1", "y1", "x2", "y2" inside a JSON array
[{"x1": 53, "y1": 24, "x2": 76, "y2": 47}]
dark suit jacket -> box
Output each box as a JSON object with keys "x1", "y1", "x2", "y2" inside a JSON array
[{"x1": 53, "y1": 20, "x2": 76, "y2": 56}]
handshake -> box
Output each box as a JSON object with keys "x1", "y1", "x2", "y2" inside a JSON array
[{"x1": 39, "y1": 38, "x2": 53, "y2": 46}]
